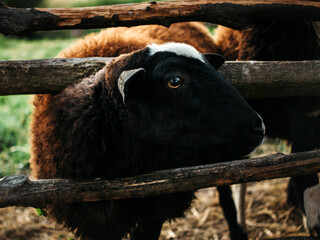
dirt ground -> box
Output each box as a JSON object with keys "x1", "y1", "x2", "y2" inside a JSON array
[{"x1": 0, "y1": 142, "x2": 312, "y2": 240}]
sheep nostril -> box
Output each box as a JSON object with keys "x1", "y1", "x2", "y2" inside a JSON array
[
  {"x1": 253, "y1": 125, "x2": 265, "y2": 136},
  {"x1": 253, "y1": 113, "x2": 266, "y2": 136},
  {"x1": 262, "y1": 121, "x2": 266, "y2": 135}
]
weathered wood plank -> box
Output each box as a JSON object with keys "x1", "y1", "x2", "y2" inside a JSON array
[
  {"x1": 1, "y1": 58, "x2": 320, "y2": 98},
  {"x1": 220, "y1": 60, "x2": 320, "y2": 98},
  {"x1": 0, "y1": 58, "x2": 110, "y2": 95},
  {"x1": 1, "y1": 0, "x2": 320, "y2": 35},
  {"x1": 0, "y1": 149, "x2": 320, "y2": 208}
]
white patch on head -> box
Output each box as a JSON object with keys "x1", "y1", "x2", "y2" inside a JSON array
[{"x1": 147, "y1": 42, "x2": 205, "y2": 63}]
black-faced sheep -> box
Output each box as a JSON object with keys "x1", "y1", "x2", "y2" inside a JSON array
[
  {"x1": 30, "y1": 40, "x2": 265, "y2": 239},
  {"x1": 214, "y1": 21, "x2": 320, "y2": 234}
]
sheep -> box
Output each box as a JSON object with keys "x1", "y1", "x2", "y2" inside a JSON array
[
  {"x1": 30, "y1": 37, "x2": 265, "y2": 239},
  {"x1": 57, "y1": 22, "x2": 218, "y2": 58},
  {"x1": 55, "y1": 22, "x2": 251, "y2": 240},
  {"x1": 213, "y1": 21, "x2": 320, "y2": 234}
]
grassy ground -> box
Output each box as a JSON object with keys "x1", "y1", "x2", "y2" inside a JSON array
[
  {"x1": 3, "y1": 0, "x2": 148, "y2": 8},
  {"x1": 45, "y1": 0, "x2": 158, "y2": 7},
  {"x1": 0, "y1": 36, "x2": 77, "y2": 60},
  {"x1": 0, "y1": 34, "x2": 79, "y2": 177},
  {"x1": 0, "y1": 95, "x2": 32, "y2": 177}
]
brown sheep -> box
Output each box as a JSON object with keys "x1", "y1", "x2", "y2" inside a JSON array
[
  {"x1": 57, "y1": 22, "x2": 217, "y2": 58},
  {"x1": 30, "y1": 23, "x2": 264, "y2": 240}
]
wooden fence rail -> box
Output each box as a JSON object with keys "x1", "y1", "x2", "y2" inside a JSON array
[
  {"x1": 1, "y1": 0, "x2": 320, "y2": 35},
  {"x1": 1, "y1": 149, "x2": 320, "y2": 208},
  {"x1": 1, "y1": 58, "x2": 320, "y2": 97}
]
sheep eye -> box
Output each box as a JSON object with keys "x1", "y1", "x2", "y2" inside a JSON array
[{"x1": 167, "y1": 77, "x2": 183, "y2": 89}]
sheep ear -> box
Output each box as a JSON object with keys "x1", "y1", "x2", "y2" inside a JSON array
[
  {"x1": 203, "y1": 53, "x2": 225, "y2": 70},
  {"x1": 118, "y1": 68, "x2": 146, "y2": 104}
]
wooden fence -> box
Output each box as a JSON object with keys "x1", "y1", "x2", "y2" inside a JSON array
[
  {"x1": 1, "y1": 1, "x2": 320, "y2": 35},
  {"x1": 1, "y1": 58, "x2": 320, "y2": 97},
  {"x1": 0, "y1": 0, "x2": 320, "y2": 209}
]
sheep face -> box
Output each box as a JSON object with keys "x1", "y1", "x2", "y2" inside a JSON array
[{"x1": 116, "y1": 43, "x2": 265, "y2": 162}]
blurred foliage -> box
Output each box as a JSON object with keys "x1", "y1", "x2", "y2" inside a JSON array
[
  {"x1": 0, "y1": 32, "x2": 79, "y2": 177},
  {"x1": 1, "y1": 0, "x2": 150, "y2": 8},
  {"x1": 1, "y1": 0, "x2": 44, "y2": 7},
  {"x1": 0, "y1": 35, "x2": 78, "y2": 60},
  {"x1": 250, "y1": 138, "x2": 291, "y2": 158},
  {"x1": 70, "y1": 0, "x2": 146, "y2": 7},
  {"x1": 36, "y1": 208, "x2": 48, "y2": 217},
  {"x1": 45, "y1": 0, "x2": 155, "y2": 8},
  {"x1": 0, "y1": 95, "x2": 32, "y2": 177}
]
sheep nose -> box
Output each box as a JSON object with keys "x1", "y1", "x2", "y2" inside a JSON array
[
  {"x1": 253, "y1": 121, "x2": 265, "y2": 135},
  {"x1": 253, "y1": 113, "x2": 266, "y2": 142}
]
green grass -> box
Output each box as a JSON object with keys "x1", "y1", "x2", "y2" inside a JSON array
[
  {"x1": 0, "y1": 35, "x2": 79, "y2": 177},
  {"x1": 0, "y1": 35, "x2": 78, "y2": 60},
  {"x1": 0, "y1": 95, "x2": 32, "y2": 177},
  {"x1": 46, "y1": 0, "x2": 158, "y2": 8},
  {"x1": 70, "y1": 0, "x2": 146, "y2": 7}
]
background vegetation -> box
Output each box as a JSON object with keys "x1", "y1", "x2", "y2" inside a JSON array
[
  {"x1": 2, "y1": 0, "x2": 147, "y2": 8},
  {"x1": 0, "y1": 36, "x2": 80, "y2": 177}
]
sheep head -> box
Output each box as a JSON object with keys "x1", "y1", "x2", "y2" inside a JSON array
[{"x1": 107, "y1": 42, "x2": 264, "y2": 162}]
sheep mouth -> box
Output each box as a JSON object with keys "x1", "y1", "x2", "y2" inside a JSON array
[{"x1": 227, "y1": 137, "x2": 264, "y2": 160}]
